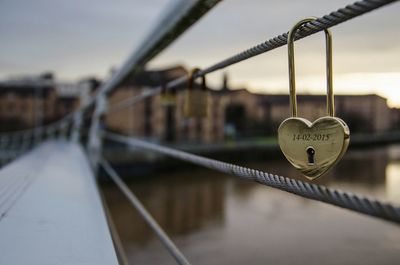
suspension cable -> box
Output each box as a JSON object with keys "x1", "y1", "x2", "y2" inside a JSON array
[
  {"x1": 92, "y1": 0, "x2": 221, "y2": 98},
  {"x1": 109, "y1": 77, "x2": 185, "y2": 113},
  {"x1": 108, "y1": 0, "x2": 396, "y2": 113},
  {"x1": 104, "y1": 132, "x2": 400, "y2": 225},
  {"x1": 100, "y1": 158, "x2": 191, "y2": 265}
]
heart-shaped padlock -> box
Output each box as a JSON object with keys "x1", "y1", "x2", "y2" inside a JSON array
[
  {"x1": 278, "y1": 17, "x2": 350, "y2": 180},
  {"x1": 279, "y1": 117, "x2": 349, "y2": 180}
]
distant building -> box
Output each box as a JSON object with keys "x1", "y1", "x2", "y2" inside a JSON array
[
  {"x1": 222, "y1": 91, "x2": 394, "y2": 136},
  {"x1": 105, "y1": 66, "x2": 398, "y2": 141},
  {"x1": 390, "y1": 107, "x2": 400, "y2": 131},
  {"x1": 56, "y1": 78, "x2": 100, "y2": 118},
  {"x1": 0, "y1": 74, "x2": 57, "y2": 131},
  {"x1": 258, "y1": 93, "x2": 392, "y2": 133},
  {"x1": 0, "y1": 73, "x2": 99, "y2": 132},
  {"x1": 1, "y1": 66, "x2": 397, "y2": 140},
  {"x1": 106, "y1": 66, "x2": 225, "y2": 143}
]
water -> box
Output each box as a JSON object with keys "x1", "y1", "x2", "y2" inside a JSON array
[{"x1": 102, "y1": 145, "x2": 400, "y2": 265}]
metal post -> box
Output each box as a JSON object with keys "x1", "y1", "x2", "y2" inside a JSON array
[
  {"x1": 33, "y1": 127, "x2": 42, "y2": 146},
  {"x1": 0, "y1": 135, "x2": 9, "y2": 149},
  {"x1": 71, "y1": 82, "x2": 91, "y2": 142},
  {"x1": 70, "y1": 111, "x2": 83, "y2": 142},
  {"x1": 87, "y1": 93, "x2": 107, "y2": 171},
  {"x1": 46, "y1": 125, "x2": 56, "y2": 140},
  {"x1": 59, "y1": 121, "x2": 69, "y2": 139},
  {"x1": 0, "y1": 136, "x2": 9, "y2": 165},
  {"x1": 20, "y1": 132, "x2": 30, "y2": 152}
]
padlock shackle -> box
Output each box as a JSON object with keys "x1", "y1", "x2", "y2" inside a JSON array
[
  {"x1": 288, "y1": 17, "x2": 334, "y2": 117},
  {"x1": 188, "y1": 68, "x2": 206, "y2": 91}
]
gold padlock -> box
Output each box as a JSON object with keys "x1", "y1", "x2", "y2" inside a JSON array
[
  {"x1": 160, "y1": 82, "x2": 176, "y2": 106},
  {"x1": 184, "y1": 68, "x2": 208, "y2": 118},
  {"x1": 278, "y1": 17, "x2": 350, "y2": 180}
]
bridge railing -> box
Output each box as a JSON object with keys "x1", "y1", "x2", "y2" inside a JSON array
[
  {"x1": 1, "y1": 0, "x2": 399, "y2": 264},
  {"x1": 0, "y1": 119, "x2": 73, "y2": 165}
]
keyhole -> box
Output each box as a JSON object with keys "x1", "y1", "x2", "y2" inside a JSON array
[{"x1": 306, "y1": 147, "x2": 315, "y2": 165}]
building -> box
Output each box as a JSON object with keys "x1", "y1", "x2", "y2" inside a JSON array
[
  {"x1": 0, "y1": 73, "x2": 99, "y2": 132},
  {"x1": 390, "y1": 107, "x2": 400, "y2": 131},
  {"x1": 105, "y1": 66, "x2": 225, "y2": 143},
  {"x1": 56, "y1": 78, "x2": 100, "y2": 118},
  {"x1": 105, "y1": 66, "x2": 397, "y2": 142},
  {"x1": 0, "y1": 74, "x2": 57, "y2": 131},
  {"x1": 257, "y1": 93, "x2": 393, "y2": 133},
  {"x1": 0, "y1": 66, "x2": 397, "y2": 140}
]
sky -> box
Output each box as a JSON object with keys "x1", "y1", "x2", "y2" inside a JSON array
[{"x1": 0, "y1": 0, "x2": 399, "y2": 107}]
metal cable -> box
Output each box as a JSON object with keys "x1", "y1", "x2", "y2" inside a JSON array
[
  {"x1": 105, "y1": 132, "x2": 400, "y2": 225},
  {"x1": 100, "y1": 158, "x2": 191, "y2": 265},
  {"x1": 198, "y1": 0, "x2": 397, "y2": 75},
  {"x1": 109, "y1": 77, "x2": 185, "y2": 113},
  {"x1": 109, "y1": 0, "x2": 397, "y2": 113}
]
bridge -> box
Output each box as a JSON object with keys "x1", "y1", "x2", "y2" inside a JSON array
[{"x1": 0, "y1": 0, "x2": 399, "y2": 264}]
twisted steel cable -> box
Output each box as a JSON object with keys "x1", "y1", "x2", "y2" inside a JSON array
[
  {"x1": 109, "y1": 0, "x2": 397, "y2": 112},
  {"x1": 198, "y1": 0, "x2": 397, "y2": 75},
  {"x1": 105, "y1": 132, "x2": 400, "y2": 225},
  {"x1": 100, "y1": 158, "x2": 191, "y2": 265}
]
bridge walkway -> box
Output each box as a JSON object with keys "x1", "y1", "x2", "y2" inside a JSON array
[{"x1": 0, "y1": 140, "x2": 118, "y2": 265}]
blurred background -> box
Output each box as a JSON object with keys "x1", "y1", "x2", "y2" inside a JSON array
[{"x1": 1, "y1": 0, "x2": 399, "y2": 264}]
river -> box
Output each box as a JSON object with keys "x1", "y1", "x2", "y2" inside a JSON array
[{"x1": 102, "y1": 144, "x2": 400, "y2": 265}]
